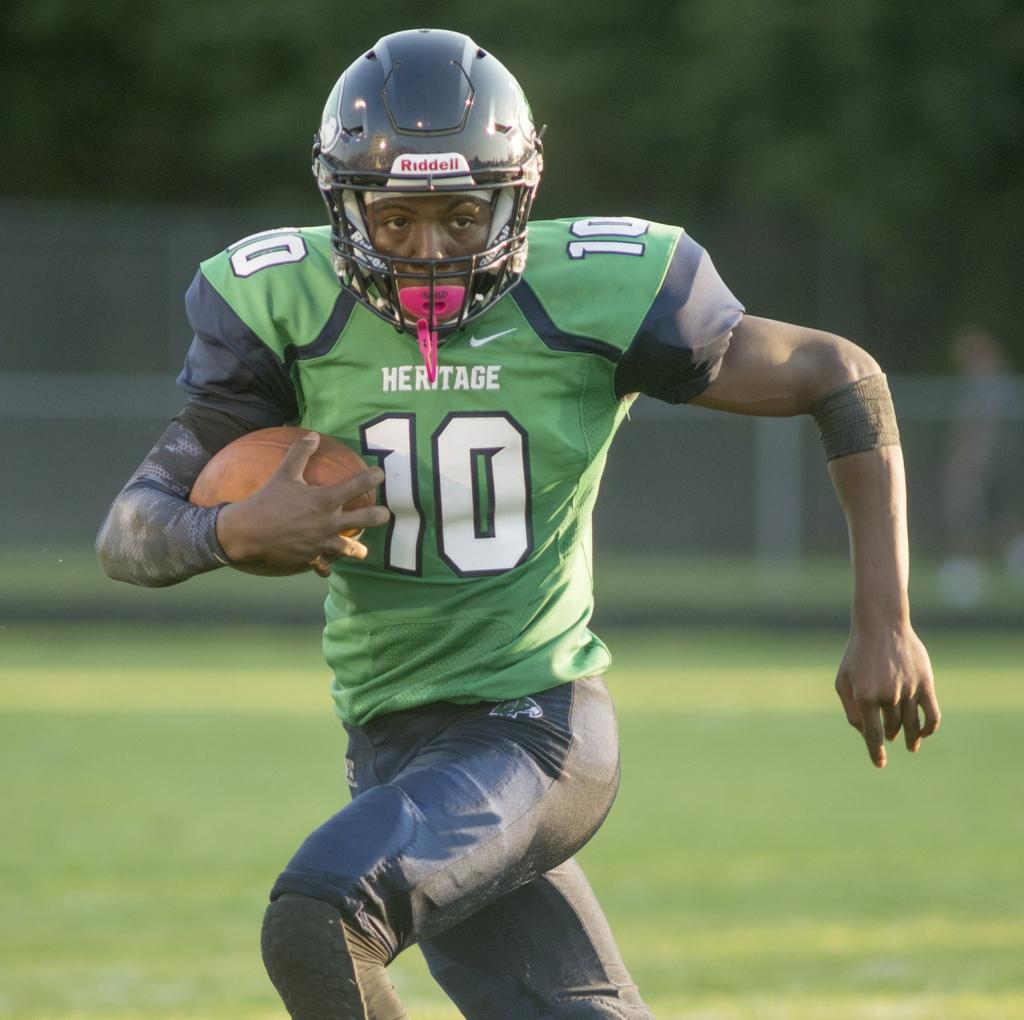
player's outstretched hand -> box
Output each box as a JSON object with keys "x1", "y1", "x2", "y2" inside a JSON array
[
  {"x1": 834, "y1": 622, "x2": 940, "y2": 768},
  {"x1": 216, "y1": 433, "x2": 390, "y2": 577}
]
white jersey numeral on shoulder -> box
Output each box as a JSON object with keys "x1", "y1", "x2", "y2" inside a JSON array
[
  {"x1": 569, "y1": 217, "x2": 650, "y2": 238},
  {"x1": 566, "y1": 217, "x2": 648, "y2": 260},
  {"x1": 229, "y1": 231, "x2": 308, "y2": 277}
]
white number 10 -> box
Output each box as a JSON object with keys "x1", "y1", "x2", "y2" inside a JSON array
[
  {"x1": 567, "y1": 216, "x2": 649, "y2": 259},
  {"x1": 360, "y1": 412, "x2": 532, "y2": 577}
]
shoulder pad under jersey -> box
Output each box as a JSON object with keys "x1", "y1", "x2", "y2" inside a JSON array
[
  {"x1": 518, "y1": 217, "x2": 743, "y2": 403},
  {"x1": 190, "y1": 226, "x2": 352, "y2": 361}
]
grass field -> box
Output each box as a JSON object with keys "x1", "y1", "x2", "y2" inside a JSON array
[{"x1": 2, "y1": 623, "x2": 1023, "y2": 1019}]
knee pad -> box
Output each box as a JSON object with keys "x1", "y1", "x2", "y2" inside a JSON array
[
  {"x1": 262, "y1": 894, "x2": 407, "y2": 1020},
  {"x1": 262, "y1": 894, "x2": 357, "y2": 1017}
]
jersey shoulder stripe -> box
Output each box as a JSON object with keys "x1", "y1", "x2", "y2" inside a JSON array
[
  {"x1": 523, "y1": 217, "x2": 744, "y2": 404},
  {"x1": 178, "y1": 271, "x2": 298, "y2": 425},
  {"x1": 523, "y1": 218, "x2": 683, "y2": 356},
  {"x1": 178, "y1": 227, "x2": 353, "y2": 425},
  {"x1": 195, "y1": 226, "x2": 343, "y2": 361},
  {"x1": 509, "y1": 280, "x2": 621, "y2": 362}
]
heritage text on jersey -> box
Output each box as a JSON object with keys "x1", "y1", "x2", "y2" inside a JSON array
[{"x1": 382, "y1": 364, "x2": 502, "y2": 393}]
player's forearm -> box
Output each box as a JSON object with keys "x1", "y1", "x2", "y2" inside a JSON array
[
  {"x1": 95, "y1": 422, "x2": 230, "y2": 587},
  {"x1": 828, "y1": 446, "x2": 911, "y2": 627}
]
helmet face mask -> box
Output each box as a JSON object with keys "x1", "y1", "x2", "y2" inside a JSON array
[
  {"x1": 326, "y1": 182, "x2": 535, "y2": 336},
  {"x1": 312, "y1": 29, "x2": 543, "y2": 343}
]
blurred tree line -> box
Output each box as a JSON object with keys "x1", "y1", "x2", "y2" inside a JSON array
[{"x1": 3, "y1": 0, "x2": 1021, "y2": 370}]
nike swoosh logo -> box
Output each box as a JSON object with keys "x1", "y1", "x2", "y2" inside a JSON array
[{"x1": 468, "y1": 328, "x2": 516, "y2": 348}]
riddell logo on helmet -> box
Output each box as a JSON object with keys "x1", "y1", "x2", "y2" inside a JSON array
[{"x1": 391, "y1": 153, "x2": 470, "y2": 175}]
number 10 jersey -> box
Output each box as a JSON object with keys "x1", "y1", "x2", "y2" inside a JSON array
[{"x1": 180, "y1": 217, "x2": 744, "y2": 724}]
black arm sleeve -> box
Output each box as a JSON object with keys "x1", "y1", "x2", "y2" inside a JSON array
[
  {"x1": 614, "y1": 233, "x2": 745, "y2": 403},
  {"x1": 95, "y1": 419, "x2": 241, "y2": 588},
  {"x1": 174, "y1": 401, "x2": 263, "y2": 456}
]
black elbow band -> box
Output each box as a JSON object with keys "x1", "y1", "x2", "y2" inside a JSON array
[{"x1": 810, "y1": 373, "x2": 901, "y2": 461}]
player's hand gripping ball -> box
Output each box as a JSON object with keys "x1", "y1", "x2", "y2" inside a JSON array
[{"x1": 189, "y1": 427, "x2": 376, "y2": 566}]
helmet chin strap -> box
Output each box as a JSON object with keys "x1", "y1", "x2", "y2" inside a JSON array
[{"x1": 398, "y1": 285, "x2": 466, "y2": 384}]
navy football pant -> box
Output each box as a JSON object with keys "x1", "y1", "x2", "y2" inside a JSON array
[{"x1": 262, "y1": 676, "x2": 652, "y2": 1018}]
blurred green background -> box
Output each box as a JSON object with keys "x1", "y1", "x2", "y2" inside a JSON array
[
  {"x1": 2, "y1": 0, "x2": 1023, "y2": 600},
  {"x1": 3, "y1": 0, "x2": 1022, "y2": 366},
  {"x1": 2, "y1": 2, "x2": 1023, "y2": 1017}
]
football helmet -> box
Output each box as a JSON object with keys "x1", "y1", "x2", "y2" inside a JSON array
[{"x1": 313, "y1": 29, "x2": 543, "y2": 378}]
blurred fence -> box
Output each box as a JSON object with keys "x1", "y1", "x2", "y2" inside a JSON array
[
  {"x1": 4, "y1": 373, "x2": 1023, "y2": 565},
  {"x1": 3, "y1": 197, "x2": 1022, "y2": 568}
]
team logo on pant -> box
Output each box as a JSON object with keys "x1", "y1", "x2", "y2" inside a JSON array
[{"x1": 489, "y1": 697, "x2": 543, "y2": 720}]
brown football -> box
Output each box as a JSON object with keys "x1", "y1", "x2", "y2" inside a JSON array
[{"x1": 189, "y1": 426, "x2": 375, "y2": 536}]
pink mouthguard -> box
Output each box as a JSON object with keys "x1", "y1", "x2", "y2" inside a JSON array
[{"x1": 398, "y1": 285, "x2": 465, "y2": 384}]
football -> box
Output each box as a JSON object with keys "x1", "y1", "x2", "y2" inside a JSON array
[{"x1": 189, "y1": 426, "x2": 376, "y2": 536}]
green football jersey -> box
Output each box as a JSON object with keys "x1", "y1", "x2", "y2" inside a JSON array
[{"x1": 181, "y1": 216, "x2": 743, "y2": 723}]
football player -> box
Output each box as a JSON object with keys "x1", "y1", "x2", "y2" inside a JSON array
[{"x1": 97, "y1": 28, "x2": 940, "y2": 1020}]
